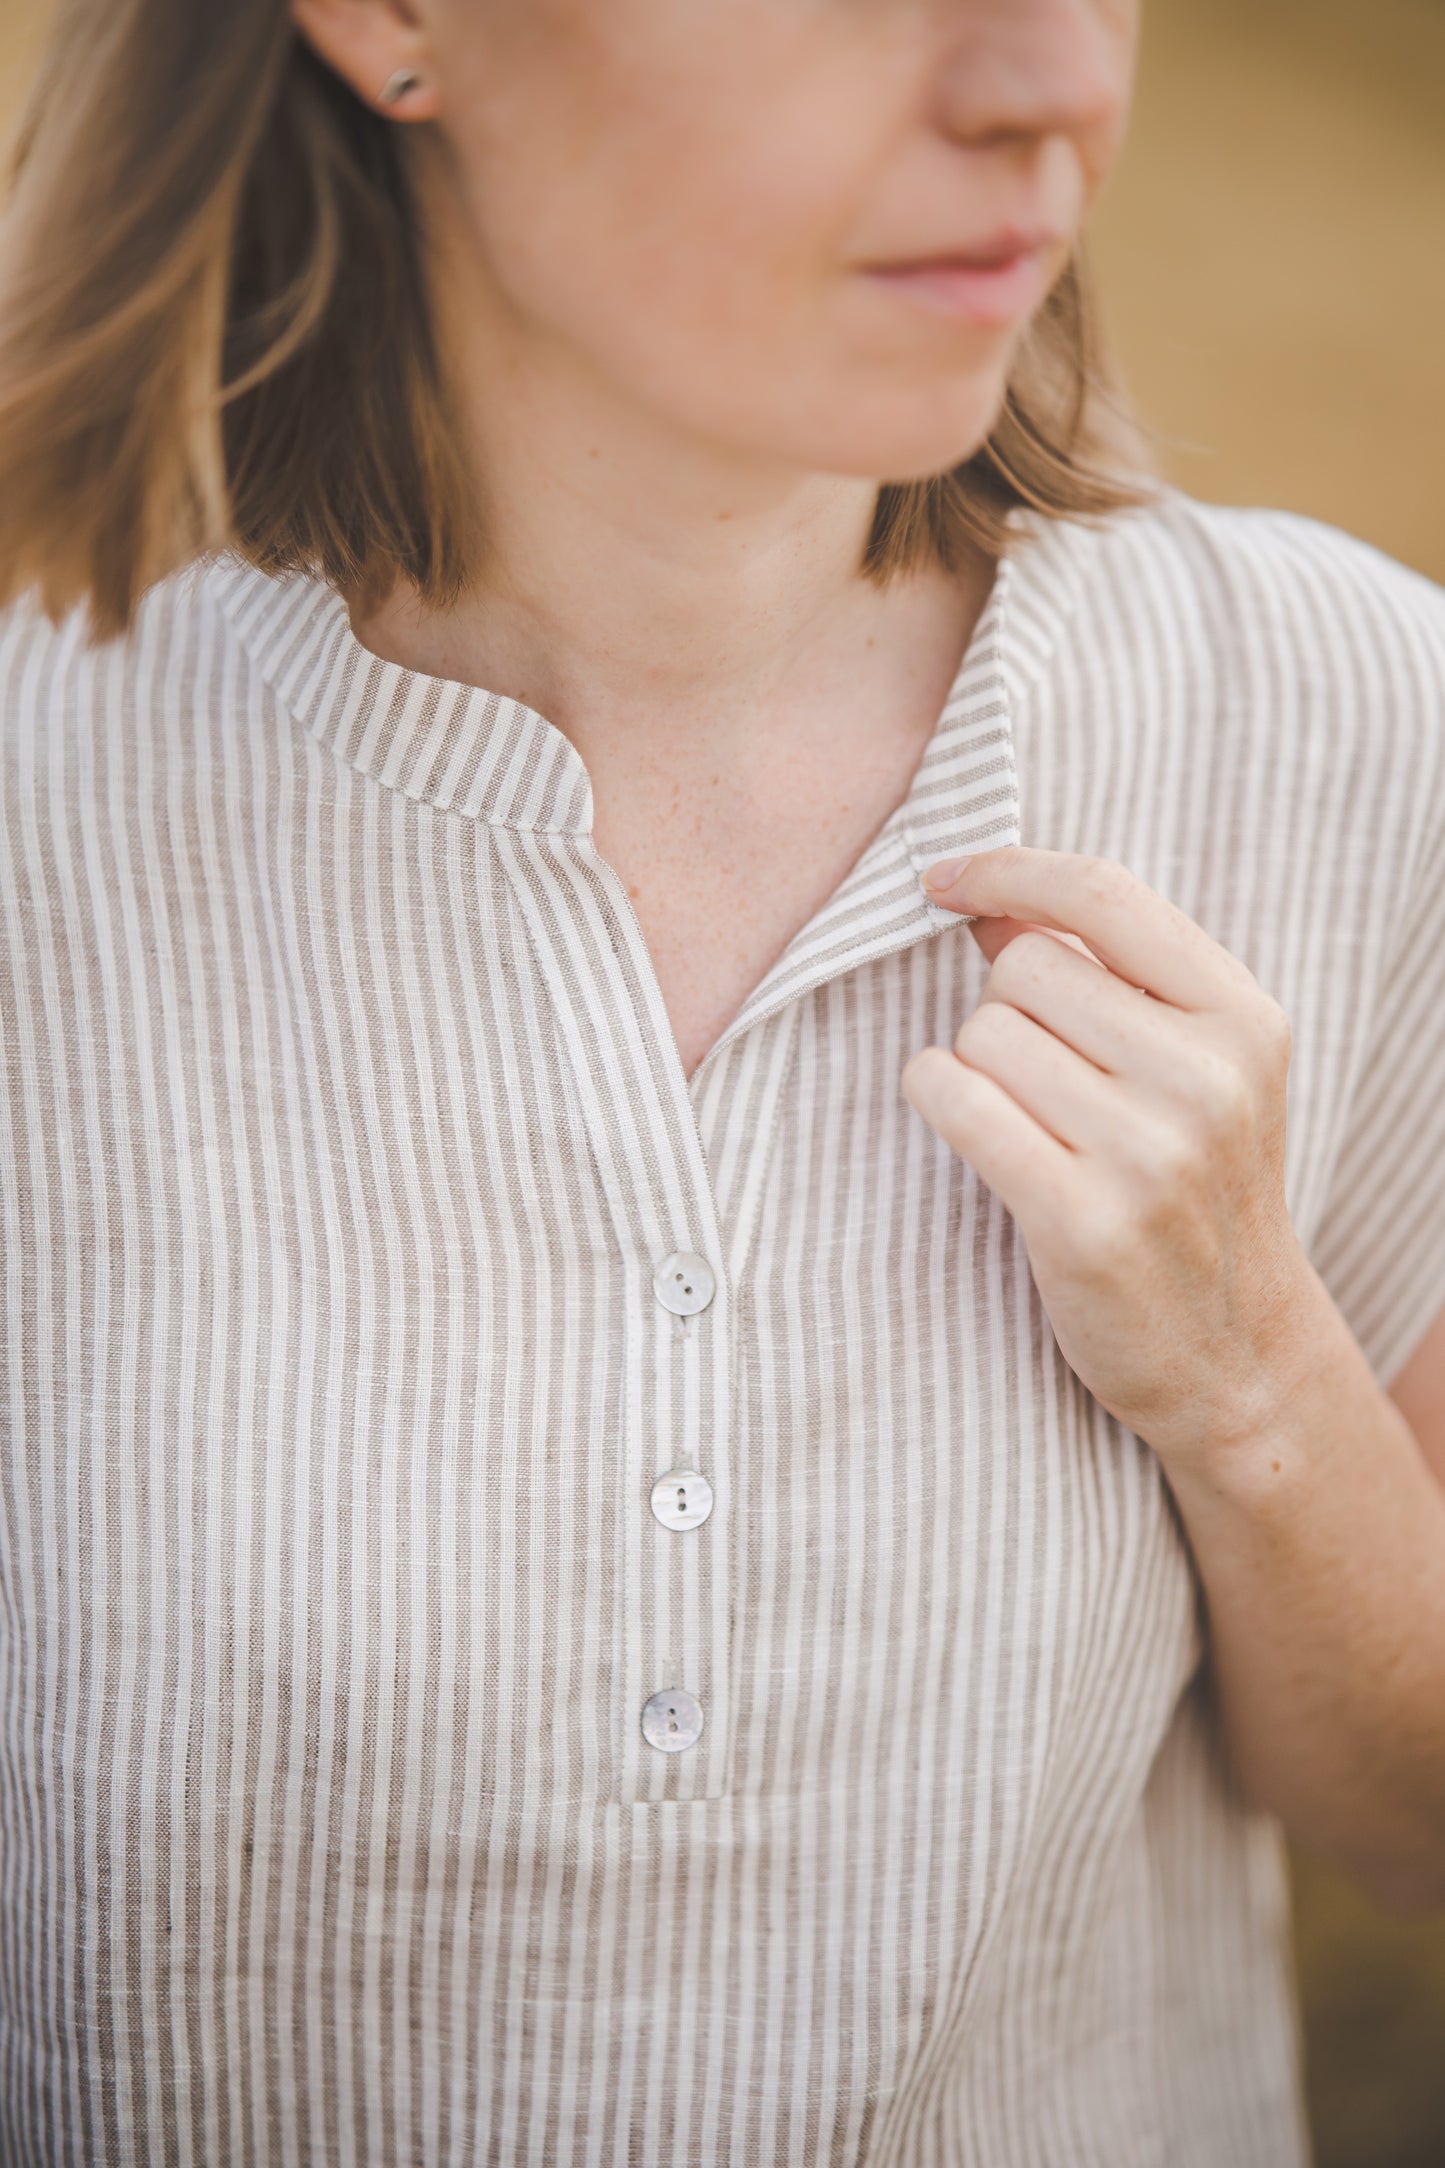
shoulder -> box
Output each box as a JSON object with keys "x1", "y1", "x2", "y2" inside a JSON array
[
  {"x1": 1154, "y1": 495, "x2": 1444, "y2": 801},
  {"x1": 1013, "y1": 488, "x2": 1445, "y2": 676},
  {"x1": 0, "y1": 554, "x2": 250, "y2": 735},
  {"x1": 1038, "y1": 487, "x2": 1443, "y2": 659},
  {"x1": 1084, "y1": 489, "x2": 1445, "y2": 686},
  {"x1": 1015, "y1": 488, "x2": 1445, "y2": 793},
  {"x1": 0, "y1": 555, "x2": 280, "y2": 825},
  {"x1": 1018, "y1": 486, "x2": 1445, "y2": 646},
  {"x1": 0, "y1": 557, "x2": 285, "y2": 971}
]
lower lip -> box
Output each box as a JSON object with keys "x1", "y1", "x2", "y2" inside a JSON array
[{"x1": 863, "y1": 249, "x2": 1050, "y2": 326}]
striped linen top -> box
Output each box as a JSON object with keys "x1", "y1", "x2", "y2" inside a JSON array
[{"x1": 3, "y1": 487, "x2": 1445, "y2": 2168}]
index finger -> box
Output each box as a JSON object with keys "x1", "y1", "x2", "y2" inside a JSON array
[{"x1": 922, "y1": 846, "x2": 1246, "y2": 1010}]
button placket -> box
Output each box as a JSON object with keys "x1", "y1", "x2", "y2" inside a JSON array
[
  {"x1": 494, "y1": 826, "x2": 735, "y2": 1801},
  {"x1": 639, "y1": 1242, "x2": 720, "y2": 1767}
]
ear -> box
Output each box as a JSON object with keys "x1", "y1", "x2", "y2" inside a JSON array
[{"x1": 290, "y1": 0, "x2": 443, "y2": 120}]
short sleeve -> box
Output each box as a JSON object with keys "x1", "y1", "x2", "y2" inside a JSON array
[{"x1": 1307, "y1": 756, "x2": 1445, "y2": 1393}]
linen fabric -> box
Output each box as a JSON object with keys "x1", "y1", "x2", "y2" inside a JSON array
[{"x1": 3, "y1": 489, "x2": 1445, "y2": 2167}]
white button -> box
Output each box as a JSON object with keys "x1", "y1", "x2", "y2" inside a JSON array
[
  {"x1": 650, "y1": 1468, "x2": 714, "y2": 1532},
  {"x1": 641, "y1": 1687, "x2": 704, "y2": 1753},
  {"x1": 653, "y1": 1251, "x2": 716, "y2": 1316}
]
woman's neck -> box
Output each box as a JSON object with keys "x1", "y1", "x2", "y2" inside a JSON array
[
  {"x1": 350, "y1": 404, "x2": 916, "y2": 731},
  {"x1": 346, "y1": 403, "x2": 996, "y2": 776},
  {"x1": 352, "y1": 178, "x2": 996, "y2": 776},
  {"x1": 346, "y1": 405, "x2": 999, "y2": 1082}
]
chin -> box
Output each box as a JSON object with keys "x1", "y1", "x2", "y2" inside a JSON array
[
  {"x1": 814, "y1": 405, "x2": 1005, "y2": 489},
  {"x1": 797, "y1": 377, "x2": 1013, "y2": 485}
]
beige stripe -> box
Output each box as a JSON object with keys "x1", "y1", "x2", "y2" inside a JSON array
[{"x1": 4, "y1": 495, "x2": 1444, "y2": 2161}]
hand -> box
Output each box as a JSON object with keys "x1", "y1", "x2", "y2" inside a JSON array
[{"x1": 901, "y1": 846, "x2": 1316, "y2": 1470}]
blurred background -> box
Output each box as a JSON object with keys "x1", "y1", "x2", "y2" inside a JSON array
[
  {"x1": 2, "y1": 1, "x2": 1443, "y2": 2162},
  {"x1": 1088, "y1": 10, "x2": 1445, "y2": 2166},
  {"x1": 1090, "y1": 0, "x2": 1445, "y2": 590},
  {"x1": 1091, "y1": 4, "x2": 1445, "y2": 2168}
]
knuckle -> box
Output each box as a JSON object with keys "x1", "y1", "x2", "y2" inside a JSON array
[
  {"x1": 1080, "y1": 855, "x2": 1129, "y2": 910},
  {"x1": 990, "y1": 929, "x2": 1059, "y2": 998},
  {"x1": 1259, "y1": 996, "x2": 1293, "y2": 1065},
  {"x1": 955, "y1": 999, "x2": 1021, "y2": 1062},
  {"x1": 902, "y1": 1044, "x2": 950, "y2": 1091},
  {"x1": 1233, "y1": 974, "x2": 1293, "y2": 1060},
  {"x1": 1073, "y1": 1193, "x2": 1139, "y2": 1275},
  {"x1": 1197, "y1": 1054, "x2": 1256, "y2": 1135},
  {"x1": 953, "y1": 1007, "x2": 987, "y2": 1059},
  {"x1": 1230, "y1": 997, "x2": 1292, "y2": 1089}
]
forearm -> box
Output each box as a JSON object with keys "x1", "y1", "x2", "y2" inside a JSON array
[{"x1": 1164, "y1": 1258, "x2": 1445, "y2": 1917}]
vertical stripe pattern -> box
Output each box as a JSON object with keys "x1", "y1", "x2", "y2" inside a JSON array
[{"x1": 3, "y1": 491, "x2": 1445, "y2": 2165}]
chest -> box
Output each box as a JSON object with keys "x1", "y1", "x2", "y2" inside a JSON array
[
  {"x1": 5, "y1": 702, "x2": 1352, "y2": 2160},
  {"x1": 0, "y1": 890, "x2": 1217, "y2": 2162},
  {"x1": 4, "y1": 851, "x2": 1204, "y2": 1813},
  {"x1": 588, "y1": 725, "x2": 940, "y2": 1080}
]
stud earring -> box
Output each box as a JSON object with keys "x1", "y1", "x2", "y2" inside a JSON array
[{"x1": 378, "y1": 67, "x2": 422, "y2": 108}]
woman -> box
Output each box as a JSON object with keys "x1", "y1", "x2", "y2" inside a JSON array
[{"x1": 1, "y1": 1, "x2": 1443, "y2": 2162}]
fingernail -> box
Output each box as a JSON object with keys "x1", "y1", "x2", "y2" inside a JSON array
[{"x1": 922, "y1": 856, "x2": 970, "y2": 892}]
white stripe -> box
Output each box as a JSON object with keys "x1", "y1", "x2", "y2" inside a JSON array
[{"x1": 4, "y1": 492, "x2": 1444, "y2": 2162}]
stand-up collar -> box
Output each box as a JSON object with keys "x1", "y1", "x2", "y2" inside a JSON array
[{"x1": 209, "y1": 510, "x2": 1097, "y2": 857}]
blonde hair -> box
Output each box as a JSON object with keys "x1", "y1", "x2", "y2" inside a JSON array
[{"x1": 0, "y1": 0, "x2": 1156, "y2": 644}]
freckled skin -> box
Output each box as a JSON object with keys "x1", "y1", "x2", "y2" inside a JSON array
[{"x1": 291, "y1": 0, "x2": 1140, "y2": 1079}]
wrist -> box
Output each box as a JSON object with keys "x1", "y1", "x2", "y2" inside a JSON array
[
  {"x1": 1151, "y1": 1252, "x2": 1362, "y2": 1514},
  {"x1": 1169, "y1": 1257, "x2": 1403, "y2": 1526}
]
